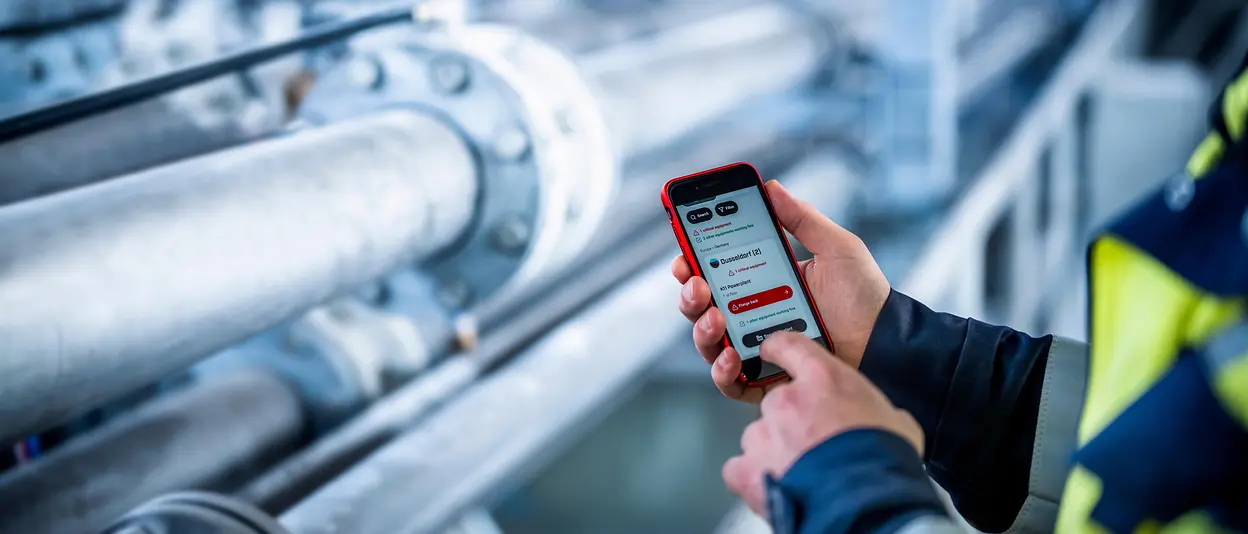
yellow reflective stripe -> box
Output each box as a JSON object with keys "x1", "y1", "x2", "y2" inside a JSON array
[
  {"x1": 1186, "y1": 68, "x2": 1248, "y2": 178},
  {"x1": 1083, "y1": 237, "x2": 1243, "y2": 441},
  {"x1": 1223, "y1": 70, "x2": 1248, "y2": 139},
  {"x1": 1161, "y1": 511, "x2": 1240, "y2": 534},
  {"x1": 1213, "y1": 354, "x2": 1248, "y2": 428},
  {"x1": 1066, "y1": 237, "x2": 1243, "y2": 532},
  {"x1": 1185, "y1": 297, "x2": 1245, "y2": 346},
  {"x1": 1057, "y1": 467, "x2": 1232, "y2": 533},
  {"x1": 1057, "y1": 466, "x2": 1108, "y2": 533},
  {"x1": 1185, "y1": 133, "x2": 1224, "y2": 179},
  {"x1": 1085, "y1": 238, "x2": 1205, "y2": 440}
]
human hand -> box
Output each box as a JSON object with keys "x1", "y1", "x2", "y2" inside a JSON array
[
  {"x1": 722, "y1": 332, "x2": 923, "y2": 516},
  {"x1": 672, "y1": 180, "x2": 890, "y2": 402}
]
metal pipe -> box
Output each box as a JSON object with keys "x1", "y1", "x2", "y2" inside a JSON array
[
  {"x1": 0, "y1": 369, "x2": 305, "y2": 534},
  {"x1": 476, "y1": 0, "x2": 762, "y2": 54},
  {"x1": 0, "y1": 109, "x2": 478, "y2": 443},
  {"x1": 579, "y1": 1, "x2": 828, "y2": 157},
  {"x1": 279, "y1": 260, "x2": 686, "y2": 534},
  {"x1": 0, "y1": 92, "x2": 281, "y2": 206},
  {"x1": 238, "y1": 229, "x2": 677, "y2": 515}
]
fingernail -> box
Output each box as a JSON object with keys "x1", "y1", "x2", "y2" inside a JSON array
[
  {"x1": 717, "y1": 355, "x2": 729, "y2": 368},
  {"x1": 699, "y1": 314, "x2": 715, "y2": 332},
  {"x1": 681, "y1": 282, "x2": 693, "y2": 301}
]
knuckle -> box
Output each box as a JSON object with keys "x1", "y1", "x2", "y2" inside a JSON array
[{"x1": 764, "y1": 386, "x2": 800, "y2": 414}]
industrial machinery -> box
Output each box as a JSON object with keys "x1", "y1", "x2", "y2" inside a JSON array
[{"x1": 0, "y1": 0, "x2": 1239, "y2": 533}]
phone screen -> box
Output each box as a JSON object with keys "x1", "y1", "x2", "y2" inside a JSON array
[{"x1": 669, "y1": 167, "x2": 827, "y2": 381}]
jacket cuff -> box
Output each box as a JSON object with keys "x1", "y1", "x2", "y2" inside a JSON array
[
  {"x1": 857, "y1": 290, "x2": 967, "y2": 458},
  {"x1": 857, "y1": 289, "x2": 1051, "y2": 532},
  {"x1": 771, "y1": 428, "x2": 948, "y2": 534}
]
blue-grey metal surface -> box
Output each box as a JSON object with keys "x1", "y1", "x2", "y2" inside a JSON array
[
  {"x1": 0, "y1": 109, "x2": 477, "y2": 443},
  {"x1": 279, "y1": 261, "x2": 687, "y2": 534},
  {"x1": 0, "y1": 370, "x2": 304, "y2": 534}
]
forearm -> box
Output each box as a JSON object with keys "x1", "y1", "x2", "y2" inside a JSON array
[{"x1": 856, "y1": 290, "x2": 1086, "y2": 532}]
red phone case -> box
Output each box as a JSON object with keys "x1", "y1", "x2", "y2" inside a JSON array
[{"x1": 661, "y1": 162, "x2": 832, "y2": 387}]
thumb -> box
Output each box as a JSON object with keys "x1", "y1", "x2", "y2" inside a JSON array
[
  {"x1": 765, "y1": 181, "x2": 855, "y2": 256},
  {"x1": 759, "y1": 331, "x2": 837, "y2": 382}
]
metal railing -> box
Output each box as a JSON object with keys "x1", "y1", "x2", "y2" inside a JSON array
[{"x1": 901, "y1": 0, "x2": 1144, "y2": 333}]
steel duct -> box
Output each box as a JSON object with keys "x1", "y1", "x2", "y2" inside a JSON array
[
  {"x1": 0, "y1": 369, "x2": 305, "y2": 534},
  {"x1": 0, "y1": 109, "x2": 478, "y2": 443}
]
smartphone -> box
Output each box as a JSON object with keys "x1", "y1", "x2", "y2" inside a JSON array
[{"x1": 661, "y1": 162, "x2": 832, "y2": 385}]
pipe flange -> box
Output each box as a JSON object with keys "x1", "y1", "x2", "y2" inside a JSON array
[
  {"x1": 102, "y1": 491, "x2": 287, "y2": 534},
  {"x1": 298, "y1": 22, "x2": 615, "y2": 309}
]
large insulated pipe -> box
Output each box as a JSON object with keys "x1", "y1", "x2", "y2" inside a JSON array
[
  {"x1": 0, "y1": 369, "x2": 305, "y2": 534},
  {"x1": 0, "y1": 109, "x2": 478, "y2": 443}
]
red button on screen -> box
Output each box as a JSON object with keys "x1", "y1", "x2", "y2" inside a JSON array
[{"x1": 727, "y1": 285, "x2": 793, "y2": 315}]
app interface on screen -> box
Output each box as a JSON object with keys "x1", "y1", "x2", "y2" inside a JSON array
[{"x1": 675, "y1": 186, "x2": 820, "y2": 360}]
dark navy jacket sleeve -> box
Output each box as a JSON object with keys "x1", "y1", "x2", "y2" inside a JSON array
[
  {"x1": 856, "y1": 290, "x2": 1051, "y2": 533},
  {"x1": 769, "y1": 429, "x2": 951, "y2": 534}
]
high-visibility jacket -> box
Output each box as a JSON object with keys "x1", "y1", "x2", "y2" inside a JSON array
[
  {"x1": 764, "y1": 54, "x2": 1248, "y2": 534},
  {"x1": 1055, "y1": 64, "x2": 1248, "y2": 533}
]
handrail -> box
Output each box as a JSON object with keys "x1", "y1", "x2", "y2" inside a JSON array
[{"x1": 901, "y1": 0, "x2": 1143, "y2": 330}]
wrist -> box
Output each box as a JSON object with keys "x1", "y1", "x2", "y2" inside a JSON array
[{"x1": 846, "y1": 285, "x2": 891, "y2": 368}]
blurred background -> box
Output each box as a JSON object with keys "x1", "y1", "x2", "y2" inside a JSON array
[{"x1": 0, "y1": 0, "x2": 1239, "y2": 532}]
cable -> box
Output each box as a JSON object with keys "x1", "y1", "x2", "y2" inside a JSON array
[
  {"x1": 0, "y1": 4, "x2": 126, "y2": 37},
  {"x1": 0, "y1": 3, "x2": 413, "y2": 144}
]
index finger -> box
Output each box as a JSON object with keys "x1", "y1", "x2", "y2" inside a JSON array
[{"x1": 758, "y1": 331, "x2": 836, "y2": 381}]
